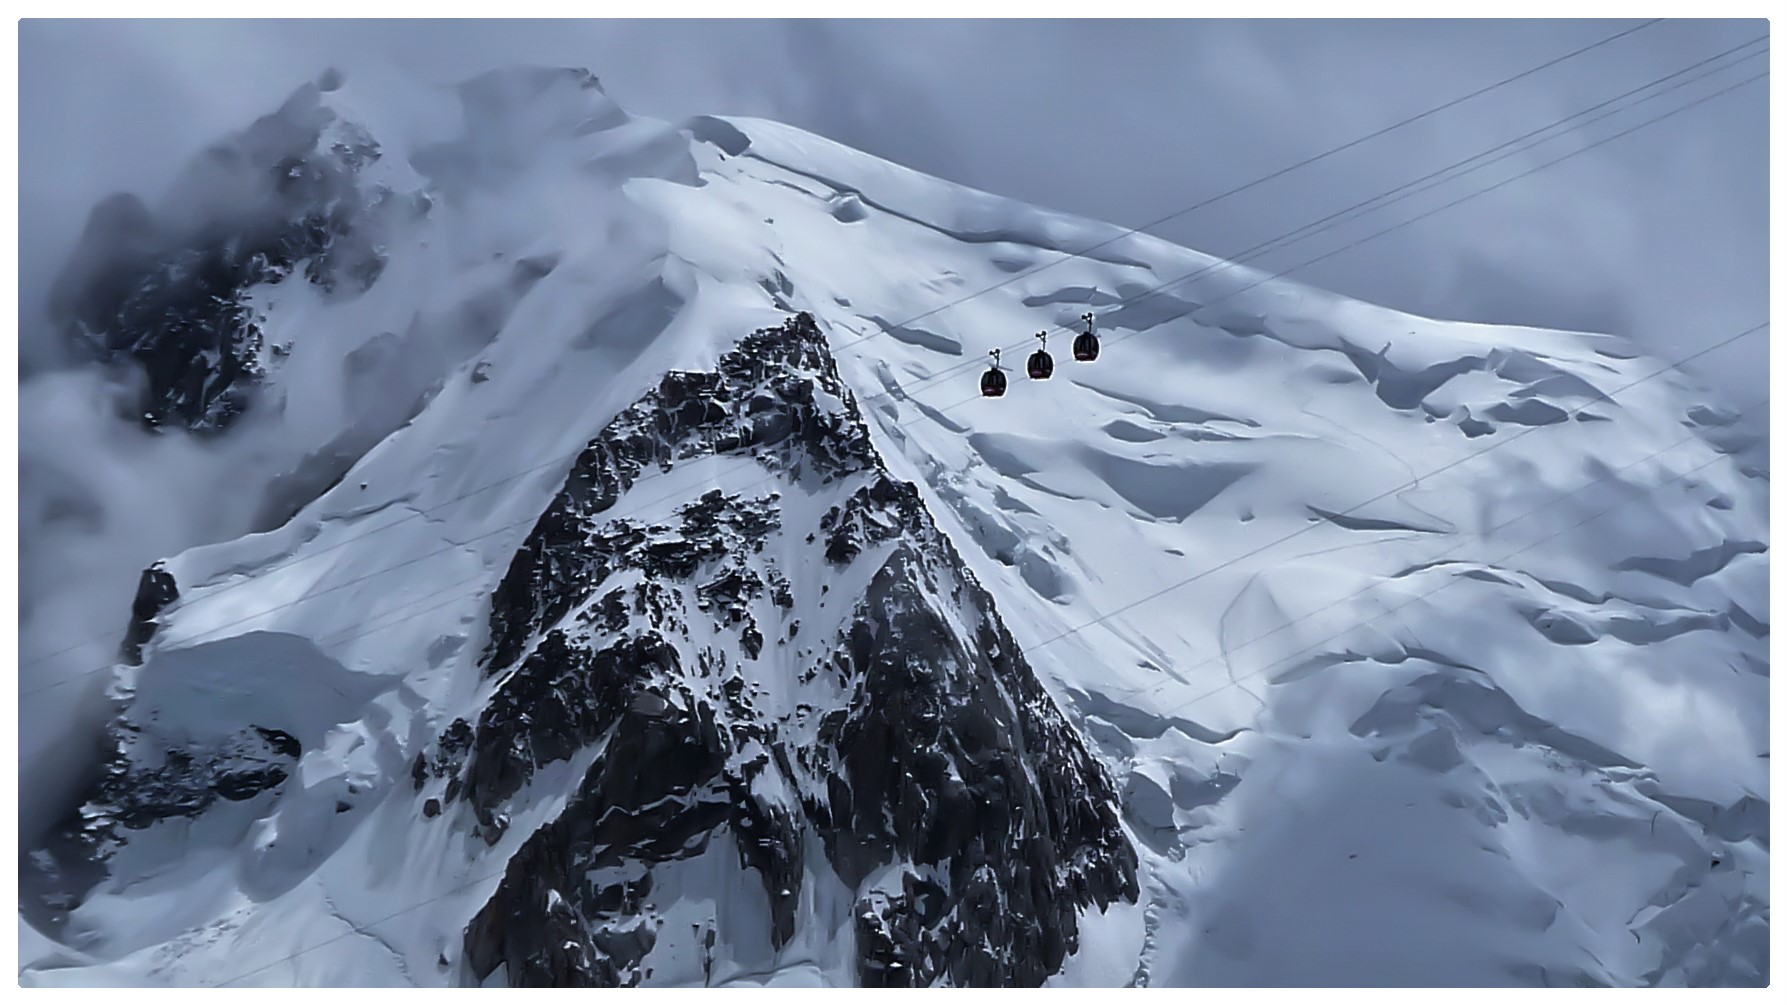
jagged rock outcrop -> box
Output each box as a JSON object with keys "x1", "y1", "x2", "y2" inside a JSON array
[
  {"x1": 120, "y1": 562, "x2": 179, "y2": 665},
  {"x1": 25, "y1": 714, "x2": 301, "y2": 937},
  {"x1": 47, "y1": 80, "x2": 395, "y2": 433},
  {"x1": 409, "y1": 313, "x2": 1137, "y2": 986},
  {"x1": 86, "y1": 724, "x2": 301, "y2": 838}
]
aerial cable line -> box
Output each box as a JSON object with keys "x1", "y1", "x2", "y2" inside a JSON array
[
  {"x1": 1022, "y1": 322, "x2": 1769, "y2": 657},
  {"x1": 920, "y1": 64, "x2": 1768, "y2": 418},
  {"x1": 1136, "y1": 419, "x2": 1760, "y2": 726},
  {"x1": 832, "y1": 18, "x2": 1667, "y2": 343},
  {"x1": 1103, "y1": 403, "x2": 1764, "y2": 710},
  {"x1": 203, "y1": 385, "x2": 1763, "y2": 989},
  {"x1": 19, "y1": 55, "x2": 1762, "y2": 685},
  {"x1": 24, "y1": 309, "x2": 1765, "y2": 708},
  {"x1": 19, "y1": 21, "x2": 1690, "y2": 676},
  {"x1": 918, "y1": 48, "x2": 1770, "y2": 401},
  {"x1": 18, "y1": 56, "x2": 1762, "y2": 692},
  {"x1": 243, "y1": 390, "x2": 1777, "y2": 713}
]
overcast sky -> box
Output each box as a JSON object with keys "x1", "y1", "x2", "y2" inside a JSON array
[{"x1": 18, "y1": 18, "x2": 1770, "y2": 402}]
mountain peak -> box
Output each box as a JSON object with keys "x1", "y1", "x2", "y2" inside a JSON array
[{"x1": 23, "y1": 63, "x2": 1767, "y2": 988}]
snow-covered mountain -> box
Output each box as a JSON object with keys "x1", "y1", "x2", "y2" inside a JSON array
[{"x1": 19, "y1": 66, "x2": 1768, "y2": 987}]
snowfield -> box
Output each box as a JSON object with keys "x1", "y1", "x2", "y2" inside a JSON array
[{"x1": 19, "y1": 66, "x2": 1767, "y2": 987}]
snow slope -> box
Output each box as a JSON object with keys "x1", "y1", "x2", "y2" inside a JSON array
[{"x1": 20, "y1": 66, "x2": 1768, "y2": 987}]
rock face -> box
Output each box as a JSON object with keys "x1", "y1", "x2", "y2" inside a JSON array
[
  {"x1": 120, "y1": 562, "x2": 179, "y2": 665},
  {"x1": 35, "y1": 704, "x2": 303, "y2": 925},
  {"x1": 27, "y1": 561, "x2": 286, "y2": 920},
  {"x1": 87, "y1": 724, "x2": 302, "y2": 838},
  {"x1": 408, "y1": 313, "x2": 1137, "y2": 986},
  {"x1": 46, "y1": 81, "x2": 394, "y2": 434}
]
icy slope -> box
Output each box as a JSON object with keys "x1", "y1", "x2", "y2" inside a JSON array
[{"x1": 21, "y1": 65, "x2": 1767, "y2": 987}]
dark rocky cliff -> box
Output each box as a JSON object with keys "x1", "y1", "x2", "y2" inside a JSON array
[
  {"x1": 46, "y1": 80, "x2": 396, "y2": 434},
  {"x1": 408, "y1": 312, "x2": 1137, "y2": 987}
]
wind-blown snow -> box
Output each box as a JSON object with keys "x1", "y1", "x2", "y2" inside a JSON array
[{"x1": 19, "y1": 65, "x2": 1767, "y2": 987}]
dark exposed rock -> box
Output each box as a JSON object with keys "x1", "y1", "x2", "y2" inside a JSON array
[
  {"x1": 480, "y1": 341, "x2": 826, "y2": 669},
  {"x1": 441, "y1": 313, "x2": 1136, "y2": 986},
  {"x1": 412, "y1": 717, "x2": 474, "y2": 793},
  {"x1": 120, "y1": 562, "x2": 179, "y2": 665},
  {"x1": 463, "y1": 632, "x2": 676, "y2": 816},
  {"x1": 86, "y1": 723, "x2": 300, "y2": 838},
  {"x1": 32, "y1": 571, "x2": 296, "y2": 922},
  {"x1": 820, "y1": 475, "x2": 924, "y2": 566},
  {"x1": 855, "y1": 874, "x2": 955, "y2": 987},
  {"x1": 464, "y1": 671, "x2": 786, "y2": 987},
  {"x1": 814, "y1": 545, "x2": 1137, "y2": 986},
  {"x1": 47, "y1": 82, "x2": 391, "y2": 434}
]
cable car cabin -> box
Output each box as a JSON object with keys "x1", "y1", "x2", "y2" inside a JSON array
[
  {"x1": 1073, "y1": 312, "x2": 1100, "y2": 362},
  {"x1": 981, "y1": 349, "x2": 1008, "y2": 397},
  {"x1": 981, "y1": 367, "x2": 1008, "y2": 397},
  {"x1": 1027, "y1": 331, "x2": 1055, "y2": 380}
]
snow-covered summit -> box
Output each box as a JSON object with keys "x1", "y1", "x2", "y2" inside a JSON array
[{"x1": 21, "y1": 65, "x2": 1767, "y2": 987}]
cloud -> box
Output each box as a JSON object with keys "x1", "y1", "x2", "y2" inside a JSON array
[{"x1": 21, "y1": 20, "x2": 1766, "y2": 396}]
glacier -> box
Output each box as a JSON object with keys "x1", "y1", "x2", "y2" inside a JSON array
[{"x1": 17, "y1": 65, "x2": 1767, "y2": 987}]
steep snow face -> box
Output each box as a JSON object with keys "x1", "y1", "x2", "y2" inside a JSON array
[
  {"x1": 21, "y1": 66, "x2": 1766, "y2": 987},
  {"x1": 688, "y1": 115, "x2": 1769, "y2": 987}
]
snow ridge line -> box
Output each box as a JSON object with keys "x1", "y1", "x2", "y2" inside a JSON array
[
  {"x1": 767, "y1": 17, "x2": 1668, "y2": 341},
  {"x1": 21, "y1": 30, "x2": 1738, "y2": 677},
  {"x1": 25, "y1": 316, "x2": 1764, "y2": 710},
  {"x1": 881, "y1": 61, "x2": 1772, "y2": 409}
]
